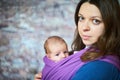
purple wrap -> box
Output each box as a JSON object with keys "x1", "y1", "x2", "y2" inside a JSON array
[{"x1": 42, "y1": 49, "x2": 120, "y2": 80}]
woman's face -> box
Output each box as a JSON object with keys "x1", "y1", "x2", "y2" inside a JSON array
[{"x1": 78, "y1": 2, "x2": 104, "y2": 46}]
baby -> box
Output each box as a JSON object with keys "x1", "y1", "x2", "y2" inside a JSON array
[
  {"x1": 34, "y1": 36, "x2": 70, "y2": 80},
  {"x1": 44, "y1": 36, "x2": 69, "y2": 62},
  {"x1": 35, "y1": 36, "x2": 75, "y2": 80}
]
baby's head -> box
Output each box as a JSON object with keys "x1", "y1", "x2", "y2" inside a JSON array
[{"x1": 44, "y1": 36, "x2": 69, "y2": 62}]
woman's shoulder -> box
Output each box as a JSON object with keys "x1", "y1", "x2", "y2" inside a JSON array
[
  {"x1": 72, "y1": 60, "x2": 120, "y2": 80},
  {"x1": 83, "y1": 60, "x2": 120, "y2": 70}
]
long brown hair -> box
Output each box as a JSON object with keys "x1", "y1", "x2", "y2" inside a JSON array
[{"x1": 72, "y1": 0, "x2": 120, "y2": 61}]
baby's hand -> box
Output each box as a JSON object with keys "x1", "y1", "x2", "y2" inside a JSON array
[{"x1": 34, "y1": 73, "x2": 42, "y2": 80}]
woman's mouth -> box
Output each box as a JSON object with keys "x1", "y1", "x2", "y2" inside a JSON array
[{"x1": 82, "y1": 35, "x2": 91, "y2": 40}]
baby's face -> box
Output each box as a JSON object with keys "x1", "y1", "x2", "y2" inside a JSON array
[{"x1": 47, "y1": 43, "x2": 69, "y2": 62}]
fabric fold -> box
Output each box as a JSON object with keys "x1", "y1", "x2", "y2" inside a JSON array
[{"x1": 42, "y1": 49, "x2": 87, "y2": 80}]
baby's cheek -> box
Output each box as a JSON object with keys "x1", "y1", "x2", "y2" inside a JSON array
[{"x1": 66, "y1": 53, "x2": 69, "y2": 57}]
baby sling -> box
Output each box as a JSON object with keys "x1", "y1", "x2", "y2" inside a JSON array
[{"x1": 42, "y1": 48, "x2": 120, "y2": 80}]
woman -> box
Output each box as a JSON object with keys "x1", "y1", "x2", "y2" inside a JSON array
[
  {"x1": 72, "y1": 0, "x2": 120, "y2": 79},
  {"x1": 35, "y1": 0, "x2": 120, "y2": 80}
]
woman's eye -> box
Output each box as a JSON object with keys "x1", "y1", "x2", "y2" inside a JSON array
[
  {"x1": 92, "y1": 19, "x2": 101, "y2": 25},
  {"x1": 78, "y1": 16, "x2": 84, "y2": 21}
]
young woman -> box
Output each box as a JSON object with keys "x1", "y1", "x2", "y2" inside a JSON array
[{"x1": 72, "y1": 0, "x2": 120, "y2": 79}]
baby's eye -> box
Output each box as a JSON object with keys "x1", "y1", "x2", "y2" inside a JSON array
[
  {"x1": 78, "y1": 16, "x2": 84, "y2": 22},
  {"x1": 55, "y1": 53, "x2": 60, "y2": 56},
  {"x1": 64, "y1": 51, "x2": 68, "y2": 54},
  {"x1": 92, "y1": 19, "x2": 101, "y2": 25}
]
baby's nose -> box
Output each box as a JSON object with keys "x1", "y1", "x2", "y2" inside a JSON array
[{"x1": 61, "y1": 52, "x2": 66, "y2": 58}]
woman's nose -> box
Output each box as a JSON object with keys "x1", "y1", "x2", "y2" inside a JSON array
[{"x1": 82, "y1": 21, "x2": 90, "y2": 31}]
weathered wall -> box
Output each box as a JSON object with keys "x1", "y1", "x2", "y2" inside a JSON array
[{"x1": 0, "y1": 0, "x2": 78, "y2": 80}]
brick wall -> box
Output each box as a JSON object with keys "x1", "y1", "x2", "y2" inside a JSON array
[{"x1": 0, "y1": 0, "x2": 78, "y2": 80}]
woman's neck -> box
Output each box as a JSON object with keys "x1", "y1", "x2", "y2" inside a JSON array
[{"x1": 85, "y1": 45, "x2": 91, "y2": 49}]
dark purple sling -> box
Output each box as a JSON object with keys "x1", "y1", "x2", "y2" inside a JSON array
[{"x1": 42, "y1": 49, "x2": 120, "y2": 80}]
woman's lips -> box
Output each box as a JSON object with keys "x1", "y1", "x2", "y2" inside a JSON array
[{"x1": 82, "y1": 35, "x2": 91, "y2": 40}]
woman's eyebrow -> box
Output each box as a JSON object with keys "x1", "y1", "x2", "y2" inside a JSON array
[
  {"x1": 91, "y1": 16, "x2": 102, "y2": 19},
  {"x1": 78, "y1": 13, "x2": 82, "y2": 16}
]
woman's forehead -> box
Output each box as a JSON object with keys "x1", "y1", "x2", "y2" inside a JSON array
[{"x1": 79, "y1": 2, "x2": 102, "y2": 18}]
